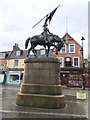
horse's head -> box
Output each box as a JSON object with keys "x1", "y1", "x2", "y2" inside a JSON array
[
  {"x1": 52, "y1": 35, "x2": 62, "y2": 43},
  {"x1": 56, "y1": 39, "x2": 64, "y2": 51}
]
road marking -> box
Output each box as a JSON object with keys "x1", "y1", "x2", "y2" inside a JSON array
[{"x1": 0, "y1": 110, "x2": 87, "y2": 118}]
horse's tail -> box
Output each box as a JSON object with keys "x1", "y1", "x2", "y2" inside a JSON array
[{"x1": 25, "y1": 37, "x2": 30, "y2": 49}]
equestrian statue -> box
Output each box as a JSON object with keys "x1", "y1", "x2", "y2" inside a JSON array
[{"x1": 25, "y1": 5, "x2": 64, "y2": 57}]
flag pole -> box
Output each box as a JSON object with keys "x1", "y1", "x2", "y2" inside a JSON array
[
  {"x1": 32, "y1": 15, "x2": 47, "y2": 28},
  {"x1": 32, "y1": 5, "x2": 60, "y2": 28}
]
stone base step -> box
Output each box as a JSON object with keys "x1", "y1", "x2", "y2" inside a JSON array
[
  {"x1": 16, "y1": 92, "x2": 66, "y2": 109},
  {"x1": 20, "y1": 83, "x2": 62, "y2": 95}
]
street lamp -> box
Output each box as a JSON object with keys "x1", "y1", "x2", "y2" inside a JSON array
[
  {"x1": 81, "y1": 36, "x2": 85, "y2": 90},
  {"x1": 81, "y1": 37, "x2": 85, "y2": 66}
]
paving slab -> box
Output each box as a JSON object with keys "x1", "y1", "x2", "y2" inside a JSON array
[{"x1": 0, "y1": 84, "x2": 89, "y2": 119}]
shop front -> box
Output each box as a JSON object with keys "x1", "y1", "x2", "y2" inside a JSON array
[
  {"x1": 60, "y1": 67, "x2": 83, "y2": 87},
  {"x1": 6, "y1": 68, "x2": 24, "y2": 84}
]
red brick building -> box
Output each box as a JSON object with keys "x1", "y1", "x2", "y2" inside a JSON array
[
  {"x1": 53, "y1": 33, "x2": 83, "y2": 86},
  {"x1": 53, "y1": 33, "x2": 83, "y2": 67}
]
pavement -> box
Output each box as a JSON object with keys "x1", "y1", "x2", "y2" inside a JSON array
[{"x1": 0, "y1": 84, "x2": 90, "y2": 119}]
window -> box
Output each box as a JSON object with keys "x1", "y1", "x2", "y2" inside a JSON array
[
  {"x1": 0, "y1": 64, "x2": 3, "y2": 70},
  {"x1": 60, "y1": 44, "x2": 66, "y2": 53},
  {"x1": 14, "y1": 60, "x2": 19, "y2": 68},
  {"x1": 40, "y1": 49, "x2": 46, "y2": 55},
  {"x1": 69, "y1": 44, "x2": 75, "y2": 53},
  {"x1": 16, "y1": 51, "x2": 21, "y2": 56},
  {"x1": 0, "y1": 53, "x2": 2, "y2": 58},
  {"x1": 66, "y1": 57, "x2": 70, "y2": 61},
  {"x1": 58, "y1": 57, "x2": 64, "y2": 67},
  {"x1": 0, "y1": 53, "x2": 5, "y2": 59},
  {"x1": 10, "y1": 75, "x2": 19, "y2": 81},
  {"x1": 73, "y1": 57, "x2": 80, "y2": 67}
]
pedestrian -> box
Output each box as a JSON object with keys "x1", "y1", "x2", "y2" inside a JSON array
[
  {"x1": 2, "y1": 72, "x2": 7, "y2": 91},
  {"x1": 82, "y1": 75, "x2": 86, "y2": 90}
]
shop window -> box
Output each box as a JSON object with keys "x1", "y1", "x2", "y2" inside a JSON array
[{"x1": 10, "y1": 75, "x2": 19, "y2": 81}]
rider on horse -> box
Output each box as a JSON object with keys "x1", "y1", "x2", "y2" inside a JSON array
[{"x1": 41, "y1": 15, "x2": 53, "y2": 44}]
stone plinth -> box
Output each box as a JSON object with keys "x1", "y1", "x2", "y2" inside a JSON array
[{"x1": 16, "y1": 57, "x2": 66, "y2": 109}]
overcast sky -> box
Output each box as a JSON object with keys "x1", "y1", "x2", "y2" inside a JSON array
[{"x1": 0, "y1": 0, "x2": 88, "y2": 58}]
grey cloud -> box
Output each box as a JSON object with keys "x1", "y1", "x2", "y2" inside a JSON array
[{"x1": 0, "y1": 0, "x2": 88, "y2": 58}]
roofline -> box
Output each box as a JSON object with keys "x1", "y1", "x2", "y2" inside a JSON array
[{"x1": 62, "y1": 33, "x2": 82, "y2": 48}]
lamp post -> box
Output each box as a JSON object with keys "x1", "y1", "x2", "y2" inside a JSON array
[{"x1": 81, "y1": 36, "x2": 85, "y2": 90}]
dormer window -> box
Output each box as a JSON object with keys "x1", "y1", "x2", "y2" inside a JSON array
[
  {"x1": 16, "y1": 51, "x2": 21, "y2": 56},
  {"x1": 0, "y1": 52, "x2": 5, "y2": 59}
]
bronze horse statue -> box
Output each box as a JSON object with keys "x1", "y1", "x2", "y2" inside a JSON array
[{"x1": 25, "y1": 34, "x2": 64, "y2": 57}]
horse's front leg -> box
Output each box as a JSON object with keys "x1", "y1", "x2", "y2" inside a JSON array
[
  {"x1": 42, "y1": 43, "x2": 46, "y2": 48},
  {"x1": 46, "y1": 46, "x2": 50, "y2": 57},
  {"x1": 32, "y1": 48, "x2": 37, "y2": 57},
  {"x1": 55, "y1": 47, "x2": 58, "y2": 55},
  {"x1": 56, "y1": 46, "x2": 58, "y2": 55},
  {"x1": 27, "y1": 47, "x2": 32, "y2": 57},
  {"x1": 27, "y1": 48, "x2": 31, "y2": 57}
]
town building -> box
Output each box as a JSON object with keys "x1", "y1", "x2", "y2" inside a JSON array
[
  {"x1": 0, "y1": 51, "x2": 11, "y2": 71},
  {"x1": 5, "y1": 43, "x2": 27, "y2": 84},
  {"x1": 0, "y1": 51, "x2": 11, "y2": 83},
  {"x1": 3, "y1": 43, "x2": 50, "y2": 84},
  {"x1": 0, "y1": 33, "x2": 88, "y2": 87},
  {"x1": 52, "y1": 33, "x2": 84, "y2": 87}
]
